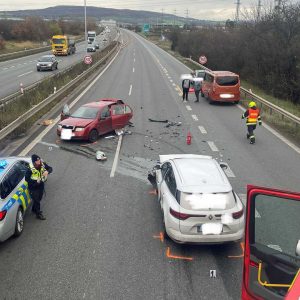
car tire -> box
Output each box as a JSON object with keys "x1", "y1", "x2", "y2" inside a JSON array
[
  {"x1": 88, "y1": 129, "x2": 98, "y2": 143},
  {"x1": 37, "y1": 68, "x2": 40, "y2": 72},
  {"x1": 56, "y1": 64, "x2": 58, "y2": 70},
  {"x1": 51, "y1": 65, "x2": 54, "y2": 71},
  {"x1": 13, "y1": 207, "x2": 24, "y2": 237},
  {"x1": 234, "y1": 101, "x2": 239, "y2": 104}
]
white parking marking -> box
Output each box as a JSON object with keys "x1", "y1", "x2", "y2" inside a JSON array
[
  {"x1": 207, "y1": 141, "x2": 219, "y2": 152},
  {"x1": 198, "y1": 126, "x2": 207, "y2": 134},
  {"x1": 191, "y1": 114, "x2": 198, "y2": 121},
  {"x1": 128, "y1": 84, "x2": 132, "y2": 96},
  {"x1": 186, "y1": 105, "x2": 192, "y2": 111},
  {"x1": 18, "y1": 48, "x2": 121, "y2": 156},
  {"x1": 18, "y1": 71, "x2": 33, "y2": 77},
  {"x1": 110, "y1": 135, "x2": 123, "y2": 178},
  {"x1": 239, "y1": 194, "x2": 261, "y2": 218}
]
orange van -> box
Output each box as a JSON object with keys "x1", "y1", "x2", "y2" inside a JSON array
[{"x1": 201, "y1": 71, "x2": 240, "y2": 104}]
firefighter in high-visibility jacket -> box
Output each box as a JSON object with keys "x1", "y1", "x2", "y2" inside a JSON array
[
  {"x1": 25, "y1": 154, "x2": 53, "y2": 220},
  {"x1": 242, "y1": 101, "x2": 262, "y2": 144}
]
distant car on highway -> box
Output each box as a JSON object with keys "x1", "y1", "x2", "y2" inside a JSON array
[
  {"x1": 36, "y1": 55, "x2": 58, "y2": 71},
  {"x1": 57, "y1": 98, "x2": 133, "y2": 142},
  {"x1": 0, "y1": 157, "x2": 31, "y2": 242},
  {"x1": 152, "y1": 154, "x2": 244, "y2": 244},
  {"x1": 87, "y1": 43, "x2": 96, "y2": 52}
]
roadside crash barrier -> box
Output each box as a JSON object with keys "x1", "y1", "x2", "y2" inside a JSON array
[{"x1": 0, "y1": 42, "x2": 120, "y2": 143}]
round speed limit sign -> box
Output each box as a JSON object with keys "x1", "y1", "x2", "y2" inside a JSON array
[
  {"x1": 199, "y1": 55, "x2": 207, "y2": 65},
  {"x1": 84, "y1": 55, "x2": 92, "y2": 65}
]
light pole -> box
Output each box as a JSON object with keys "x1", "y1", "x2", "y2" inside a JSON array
[{"x1": 84, "y1": 0, "x2": 87, "y2": 50}]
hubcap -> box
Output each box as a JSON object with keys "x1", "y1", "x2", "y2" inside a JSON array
[{"x1": 17, "y1": 211, "x2": 24, "y2": 232}]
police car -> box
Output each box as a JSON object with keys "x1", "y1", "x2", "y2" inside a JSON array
[{"x1": 0, "y1": 157, "x2": 31, "y2": 242}]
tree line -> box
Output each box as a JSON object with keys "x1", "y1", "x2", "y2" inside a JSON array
[
  {"x1": 0, "y1": 17, "x2": 97, "y2": 47},
  {"x1": 168, "y1": 2, "x2": 300, "y2": 104}
]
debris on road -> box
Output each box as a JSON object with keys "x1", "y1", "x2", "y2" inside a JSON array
[
  {"x1": 105, "y1": 135, "x2": 115, "y2": 139},
  {"x1": 148, "y1": 118, "x2": 169, "y2": 123},
  {"x1": 165, "y1": 121, "x2": 182, "y2": 128},
  {"x1": 41, "y1": 119, "x2": 54, "y2": 126},
  {"x1": 96, "y1": 150, "x2": 107, "y2": 161}
]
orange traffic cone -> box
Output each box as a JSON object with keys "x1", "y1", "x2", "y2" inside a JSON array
[{"x1": 186, "y1": 131, "x2": 192, "y2": 145}]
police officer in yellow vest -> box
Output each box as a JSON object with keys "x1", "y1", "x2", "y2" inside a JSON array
[
  {"x1": 242, "y1": 101, "x2": 262, "y2": 144},
  {"x1": 25, "y1": 154, "x2": 53, "y2": 220}
]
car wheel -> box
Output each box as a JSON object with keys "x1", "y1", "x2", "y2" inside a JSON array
[
  {"x1": 14, "y1": 207, "x2": 24, "y2": 237},
  {"x1": 234, "y1": 101, "x2": 239, "y2": 104},
  {"x1": 88, "y1": 129, "x2": 98, "y2": 143},
  {"x1": 37, "y1": 68, "x2": 40, "y2": 72},
  {"x1": 208, "y1": 95, "x2": 214, "y2": 105},
  {"x1": 51, "y1": 65, "x2": 54, "y2": 71}
]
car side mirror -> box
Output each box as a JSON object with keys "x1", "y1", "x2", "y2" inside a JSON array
[
  {"x1": 220, "y1": 163, "x2": 228, "y2": 170},
  {"x1": 296, "y1": 240, "x2": 300, "y2": 256},
  {"x1": 154, "y1": 164, "x2": 161, "y2": 170}
]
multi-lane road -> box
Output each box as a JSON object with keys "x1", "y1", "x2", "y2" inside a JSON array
[
  {"x1": 0, "y1": 29, "x2": 299, "y2": 299},
  {"x1": 0, "y1": 28, "x2": 117, "y2": 99}
]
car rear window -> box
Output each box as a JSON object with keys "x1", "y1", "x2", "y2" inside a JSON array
[
  {"x1": 216, "y1": 76, "x2": 239, "y2": 86},
  {"x1": 71, "y1": 107, "x2": 99, "y2": 119}
]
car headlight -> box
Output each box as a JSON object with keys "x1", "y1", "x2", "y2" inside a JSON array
[
  {"x1": 75, "y1": 127, "x2": 85, "y2": 132},
  {"x1": 37, "y1": 63, "x2": 40, "y2": 66},
  {"x1": 47, "y1": 63, "x2": 52, "y2": 66},
  {"x1": 58, "y1": 124, "x2": 62, "y2": 130}
]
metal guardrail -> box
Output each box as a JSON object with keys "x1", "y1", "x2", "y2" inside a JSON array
[
  {"x1": 185, "y1": 57, "x2": 300, "y2": 128},
  {"x1": 0, "y1": 43, "x2": 120, "y2": 142}
]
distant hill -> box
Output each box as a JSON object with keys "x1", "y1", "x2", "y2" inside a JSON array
[{"x1": 1, "y1": 6, "x2": 217, "y2": 26}]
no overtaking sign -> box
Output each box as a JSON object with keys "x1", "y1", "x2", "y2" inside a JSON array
[{"x1": 84, "y1": 55, "x2": 92, "y2": 65}]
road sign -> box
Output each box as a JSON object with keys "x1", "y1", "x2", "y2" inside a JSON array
[
  {"x1": 84, "y1": 55, "x2": 92, "y2": 65},
  {"x1": 199, "y1": 55, "x2": 207, "y2": 65},
  {"x1": 143, "y1": 24, "x2": 150, "y2": 33}
]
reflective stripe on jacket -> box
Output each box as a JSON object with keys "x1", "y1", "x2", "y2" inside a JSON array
[
  {"x1": 29, "y1": 163, "x2": 47, "y2": 182},
  {"x1": 246, "y1": 108, "x2": 260, "y2": 125}
]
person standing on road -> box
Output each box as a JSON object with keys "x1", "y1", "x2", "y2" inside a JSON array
[
  {"x1": 25, "y1": 154, "x2": 53, "y2": 220},
  {"x1": 194, "y1": 79, "x2": 201, "y2": 102},
  {"x1": 182, "y1": 78, "x2": 191, "y2": 102},
  {"x1": 242, "y1": 101, "x2": 262, "y2": 144}
]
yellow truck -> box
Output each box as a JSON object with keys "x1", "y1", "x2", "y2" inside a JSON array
[{"x1": 51, "y1": 35, "x2": 76, "y2": 56}]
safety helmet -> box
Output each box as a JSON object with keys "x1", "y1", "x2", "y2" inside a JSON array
[{"x1": 249, "y1": 101, "x2": 256, "y2": 108}]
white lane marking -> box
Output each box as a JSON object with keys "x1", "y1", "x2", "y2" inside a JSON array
[
  {"x1": 186, "y1": 105, "x2": 192, "y2": 111},
  {"x1": 198, "y1": 126, "x2": 207, "y2": 134},
  {"x1": 18, "y1": 49, "x2": 121, "y2": 156},
  {"x1": 191, "y1": 114, "x2": 198, "y2": 121},
  {"x1": 236, "y1": 107, "x2": 300, "y2": 155},
  {"x1": 172, "y1": 83, "x2": 176, "y2": 86},
  {"x1": 133, "y1": 67, "x2": 135, "y2": 73},
  {"x1": 38, "y1": 141, "x2": 59, "y2": 148},
  {"x1": 18, "y1": 70, "x2": 33, "y2": 77},
  {"x1": 3, "y1": 67, "x2": 8, "y2": 70},
  {"x1": 207, "y1": 141, "x2": 219, "y2": 152},
  {"x1": 168, "y1": 76, "x2": 171, "y2": 79},
  {"x1": 110, "y1": 135, "x2": 123, "y2": 178},
  {"x1": 220, "y1": 162, "x2": 236, "y2": 178},
  {"x1": 239, "y1": 194, "x2": 261, "y2": 218},
  {"x1": 170, "y1": 79, "x2": 173, "y2": 83},
  {"x1": 128, "y1": 84, "x2": 132, "y2": 96},
  {"x1": 134, "y1": 58, "x2": 135, "y2": 63}
]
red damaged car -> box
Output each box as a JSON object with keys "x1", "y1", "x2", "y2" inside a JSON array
[{"x1": 57, "y1": 98, "x2": 133, "y2": 142}]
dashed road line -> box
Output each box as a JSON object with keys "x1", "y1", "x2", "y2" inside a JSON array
[
  {"x1": 186, "y1": 105, "x2": 192, "y2": 111},
  {"x1": 18, "y1": 70, "x2": 33, "y2": 77},
  {"x1": 220, "y1": 162, "x2": 236, "y2": 178},
  {"x1": 170, "y1": 79, "x2": 173, "y2": 83},
  {"x1": 207, "y1": 141, "x2": 219, "y2": 152},
  {"x1": 133, "y1": 67, "x2": 135, "y2": 73},
  {"x1": 172, "y1": 83, "x2": 176, "y2": 86},
  {"x1": 198, "y1": 126, "x2": 207, "y2": 134},
  {"x1": 191, "y1": 114, "x2": 198, "y2": 121},
  {"x1": 129, "y1": 84, "x2": 132, "y2": 96}
]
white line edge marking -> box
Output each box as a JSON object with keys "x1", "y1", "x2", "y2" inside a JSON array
[
  {"x1": 191, "y1": 114, "x2": 198, "y2": 121},
  {"x1": 18, "y1": 48, "x2": 121, "y2": 157},
  {"x1": 133, "y1": 67, "x2": 135, "y2": 73},
  {"x1": 186, "y1": 105, "x2": 192, "y2": 111},
  {"x1": 110, "y1": 135, "x2": 123, "y2": 178},
  {"x1": 128, "y1": 84, "x2": 132, "y2": 96},
  {"x1": 207, "y1": 141, "x2": 219, "y2": 152},
  {"x1": 198, "y1": 126, "x2": 207, "y2": 134},
  {"x1": 18, "y1": 70, "x2": 33, "y2": 78}
]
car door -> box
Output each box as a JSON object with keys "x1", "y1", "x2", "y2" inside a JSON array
[
  {"x1": 242, "y1": 185, "x2": 300, "y2": 300},
  {"x1": 97, "y1": 105, "x2": 112, "y2": 134},
  {"x1": 111, "y1": 104, "x2": 133, "y2": 129}
]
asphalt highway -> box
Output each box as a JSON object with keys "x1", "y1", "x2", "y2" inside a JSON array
[
  {"x1": 0, "y1": 29, "x2": 299, "y2": 299},
  {"x1": 0, "y1": 29, "x2": 117, "y2": 99}
]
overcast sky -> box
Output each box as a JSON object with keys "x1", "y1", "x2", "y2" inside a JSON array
[{"x1": 0, "y1": 0, "x2": 298, "y2": 21}]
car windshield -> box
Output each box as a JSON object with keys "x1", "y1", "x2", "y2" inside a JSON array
[
  {"x1": 216, "y1": 76, "x2": 239, "y2": 86},
  {"x1": 52, "y1": 38, "x2": 66, "y2": 44},
  {"x1": 39, "y1": 57, "x2": 52, "y2": 62},
  {"x1": 71, "y1": 107, "x2": 99, "y2": 119},
  {"x1": 196, "y1": 72, "x2": 205, "y2": 79}
]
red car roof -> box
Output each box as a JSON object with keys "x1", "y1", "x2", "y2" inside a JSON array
[{"x1": 83, "y1": 98, "x2": 124, "y2": 108}]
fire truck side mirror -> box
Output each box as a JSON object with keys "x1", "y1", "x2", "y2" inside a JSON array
[{"x1": 296, "y1": 240, "x2": 300, "y2": 256}]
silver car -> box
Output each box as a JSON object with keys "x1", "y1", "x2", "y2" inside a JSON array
[
  {"x1": 0, "y1": 157, "x2": 32, "y2": 242},
  {"x1": 154, "y1": 154, "x2": 245, "y2": 244}
]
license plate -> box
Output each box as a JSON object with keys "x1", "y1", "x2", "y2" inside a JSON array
[
  {"x1": 201, "y1": 223, "x2": 223, "y2": 235},
  {"x1": 61, "y1": 129, "x2": 73, "y2": 140}
]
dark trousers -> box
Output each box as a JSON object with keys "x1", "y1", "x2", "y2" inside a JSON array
[
  {"x1": 247, "y1": 124, "x2": 257, "y2": 140},
  {"x1": 194, "y1": 90, "x2": 200, "y2": 102},
  {"x1": 182, "y1": 88, "x2": 189, "y2": 101},
  {"x1": 30, "y1": 188, "x2": 44, "y2": 215}
]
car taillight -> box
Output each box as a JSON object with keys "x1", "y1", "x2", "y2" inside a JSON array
[
  {"x1": 0, "y1": 210, "x2": 7, "y2": 221},
  {"x1": 169, "y1": 208, "x2": 190, "y2": 220},
  {"x1": 232, "y1": 208, "x2": 244, "y2": 219}
]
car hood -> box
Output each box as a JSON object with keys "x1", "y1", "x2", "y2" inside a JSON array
[{"x1": 60, "y1": 117, "x2": 94, "y2": 127}]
